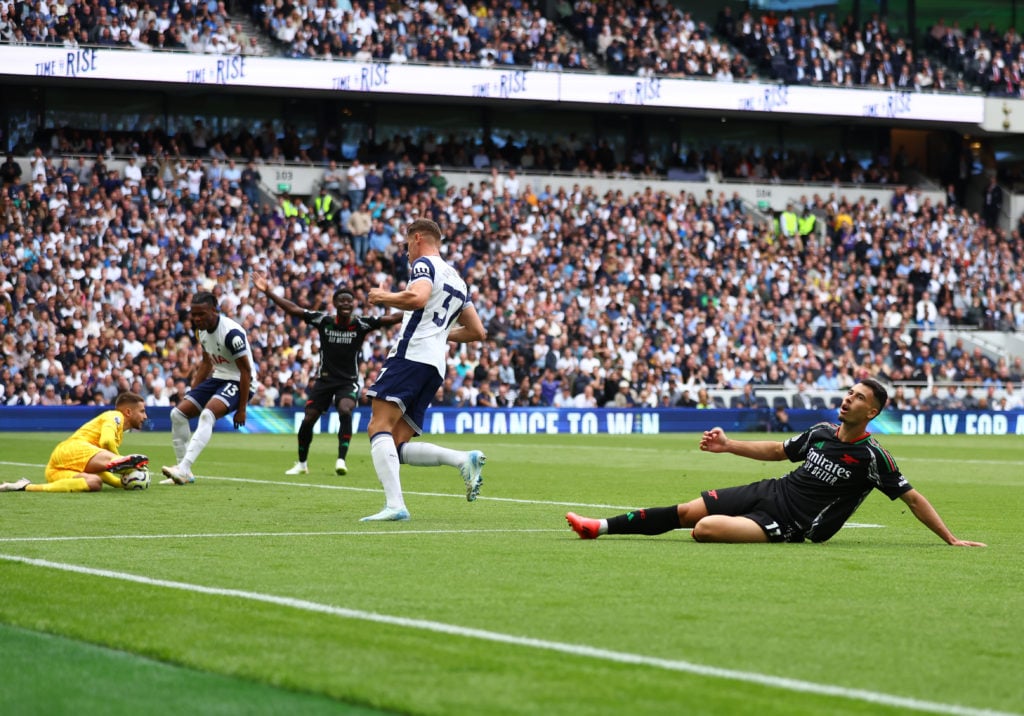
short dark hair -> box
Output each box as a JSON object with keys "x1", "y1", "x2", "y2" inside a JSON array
[
  {"x1": 192, "y1": 291, "x2": 217, "y2": 308},
  {"x1": 333, "y1": 286, "x2": 354, "y2": 300},
  {"x1": 859, "y1": 378, "x2": 888, "y2": 413}
]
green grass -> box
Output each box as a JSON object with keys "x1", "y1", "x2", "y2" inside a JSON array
[{"x1": 1, "y1": 431, "x2": 1022, "y2": 716}]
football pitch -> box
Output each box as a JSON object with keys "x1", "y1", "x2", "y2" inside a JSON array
[{"x1": 1, "y1": 431, "x2": 1021, "y2": 716}]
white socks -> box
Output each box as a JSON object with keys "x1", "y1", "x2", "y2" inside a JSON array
[
  {"x1": 170, "y1": 407, "x2": 191, "y2": 463},
  {"x1": 181, "y1": 409, "x2": 216, "y2": 472},
  {"x1": 399, "y1": 442, "x2": 466, "y2": 468},
  {"x1": 370, "y1": 433, "x2": 405, "y2": 510}
]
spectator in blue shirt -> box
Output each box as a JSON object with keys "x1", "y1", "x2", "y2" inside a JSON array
[
  {"x1": 367, "y1": 219, "x2": 394, "y2": 255},
  {"x1": 815, "y1": 362, "x2": 840, "y2": 391}
]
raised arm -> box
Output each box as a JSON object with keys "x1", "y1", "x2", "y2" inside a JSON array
[
  {"x1": 699, "y1": 427, "x2": 787, "y2": 461},
  {"x1": 251, "y1": 270, "x2": 307, "y2": 319},
  {"x1": 899, "y1": 489, "x2": 986, "y2": 547}
]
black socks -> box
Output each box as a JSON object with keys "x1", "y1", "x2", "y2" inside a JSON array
[{"x1": 606, "y1": 506, "x2": 681, "y2": 535}]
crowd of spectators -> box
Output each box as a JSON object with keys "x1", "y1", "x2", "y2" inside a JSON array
[
  {"x1": 252, "y1": 0, "x2": 592, "y2": 69},
  {"x1": 713, "y1": 7, "x2": 958, "y2": 91},
  {"x1": 0, "y1": 0, "x2": 264, "y2": 55},
  {"x1": 925, "y1": 18, "x2": 1024, "y2": 97},
  {"x1": 2, "y1": 138, "x2": 1023, "y2": 414},
  {"x1": 3, "y1": 0, "x2": 1023, "y2": 98}
]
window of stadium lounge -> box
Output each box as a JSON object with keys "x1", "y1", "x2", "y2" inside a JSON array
[
  {"x1": 37, "y1": 90, "x2": 322, "y2": 160},
  {"x1": 43, "y1": 88, "x2": 167, "y2": 133},
  {"x1": 373, "y1": 104, "x2": 486, "y2": 161}
]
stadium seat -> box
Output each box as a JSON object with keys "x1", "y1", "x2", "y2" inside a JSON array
[
  {"x1": 772, "y1": 396, "x2": 790, "y2": 410},
  {"x1": 810, "y1": 396, "x2": 828, "y2": 410}
]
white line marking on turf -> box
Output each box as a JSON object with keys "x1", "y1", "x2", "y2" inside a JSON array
[
  {"x1": 0, "y1": 554, "x2": 1014, "y2": 716},
  {"x1": 0, "y1": 529, "x2": 565, "y2": 543},
  {"x1": 209, "y1": 475, "x2": 644, "y2": 510}
]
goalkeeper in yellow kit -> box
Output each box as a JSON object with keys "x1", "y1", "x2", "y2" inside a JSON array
[{"x1": 0, "y1": 392, "x2": 150, "y2": 493}]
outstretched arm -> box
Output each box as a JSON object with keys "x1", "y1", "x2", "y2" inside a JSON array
[
  {"x1": 251, "y1": 270, "x2": 307, "y2": 318},
  {"x1": 899, "y1": 489, "x2": 986, "y2": 547},
  {"x1": 379, "y1": 312, "x2": 404, "y2": 328},
  {"x1": 699, "y1": 427, "x2": 787, "y2": 461}
]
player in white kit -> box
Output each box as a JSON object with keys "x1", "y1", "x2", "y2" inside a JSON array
[
  {"x1": 361, "y1": 218, "x2": 487, "y2": 521},
  {"x1": 161, "y1": 291, "x2": 256, "y2": 485}
]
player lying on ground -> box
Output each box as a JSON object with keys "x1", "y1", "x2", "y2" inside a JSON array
[{"x1": 567, "y1": 380, "x2": 986, "y2": 547}]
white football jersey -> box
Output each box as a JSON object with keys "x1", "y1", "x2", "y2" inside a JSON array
[
  {"x1": 389, "y1": 255, "x2": 471, "y2": 377},
  {"x1": 198, "y1": 314, "x2": 257, "y2": 382}
]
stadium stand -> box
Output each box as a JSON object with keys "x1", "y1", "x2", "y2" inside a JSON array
[
  {"x1": 0, "y1": 0, "x2": 1019, "y2": 96},
  {"x1": 1, "y1": 3, "x2": 1023, "y2": 412},
  {"x1": 1, "y1": 141, "x2": 1022, "y2": 410}
]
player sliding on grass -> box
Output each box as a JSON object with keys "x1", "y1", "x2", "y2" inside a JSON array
[
  {"x1": 567, "y1": 379, "x2": 986, "y2": 546},
  {"x1": 360, "y1": 218, "x2": 487, "y2": 522},
  {"x1": 0, "y1": 392, "x2": 149, "y2": 493}
]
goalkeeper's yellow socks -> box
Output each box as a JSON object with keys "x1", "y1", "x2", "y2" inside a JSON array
[
  {"x1": 26, "y1": 478, "x2": 91, "y2": 493},
  {"x1": 100, "y1": 471, "x2": 123, "y2": 488}
]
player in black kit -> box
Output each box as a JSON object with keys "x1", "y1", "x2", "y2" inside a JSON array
[
  {"x1": 252, "y1": 271, "x2": 401, "y2": 476},
  {"x1": 567, "y1": 380, "x2": 986, "y2": 546}
]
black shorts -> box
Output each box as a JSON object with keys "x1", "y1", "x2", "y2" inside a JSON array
[
  {"x1": 305, "y1": 378, "x2": 359, "y2": 413},
  {"x1": 701, "y1": 478, "x2": 805, "y2": 543}
]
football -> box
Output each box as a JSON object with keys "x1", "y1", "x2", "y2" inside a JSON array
[{"x1": 121, "y1": 468, "x2": 150, "y2": 490}]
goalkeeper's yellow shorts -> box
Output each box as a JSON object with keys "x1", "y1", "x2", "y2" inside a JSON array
[{"x1": 45, "y1": 440, "x2": 101, "y2": 482}]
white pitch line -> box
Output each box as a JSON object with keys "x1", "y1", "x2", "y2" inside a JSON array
[
  {"x1": 0, "y1": 554, "x2": 1014, "y2": 716},
  {"x1": 0, "y1": 529, "x2": 566, "y2": 543},
  {"x1": 207, "y1": 474, "x2": 642, "y2": 510}
]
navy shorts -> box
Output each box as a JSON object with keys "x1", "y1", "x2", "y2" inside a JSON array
[
  {"x1": 365, "y1": 357, "x2": 442, "y2": 435},
  {"x1": 305, "y1": 378, "x2": 359, "y2": 413},
  {"x1": 185, "y1": 378, "x2": 250, "y2": 414},
  {"x1": 701, "y1": 478, "x2": 804, "y2": 543}
]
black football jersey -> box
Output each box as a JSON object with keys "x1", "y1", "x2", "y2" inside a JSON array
[
  {"x1": 780, "y1": 422, "x2": 912, "y2": 542},
  {"x1": 304, "y1": 312, "x2": 383, "y2": 382}
]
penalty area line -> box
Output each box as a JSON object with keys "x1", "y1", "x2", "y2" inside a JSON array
[
  {"x1": 0, "y1": 554, "x2": 1012, "y2": 716},
  {"x1": 0, "y1": 528, "x2": 565, "y2": 543}
]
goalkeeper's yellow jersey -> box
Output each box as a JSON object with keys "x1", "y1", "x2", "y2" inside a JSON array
[{"x1": 64, "y1": 410, "x2": 125, "y2": 454}]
